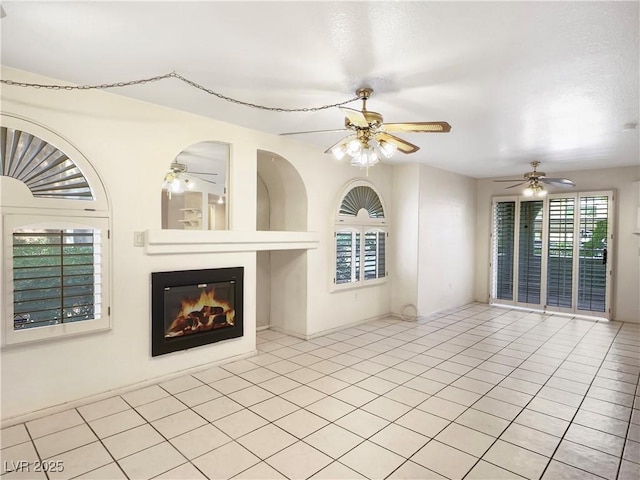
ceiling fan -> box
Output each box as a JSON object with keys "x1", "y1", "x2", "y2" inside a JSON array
[
  {"x1": 281, "y1": 88, "x2": 451, "y2": 167},
  {"x1": 494, "y1": 161, "x2": 575, "y2": 197},
  {"x1": 162, "y1": 160, "x2": 218, "y2": 198}
]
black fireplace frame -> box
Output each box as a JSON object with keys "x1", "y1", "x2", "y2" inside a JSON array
[{"x1": 151, "y1": 267, "x2": 244, "y2": 357}]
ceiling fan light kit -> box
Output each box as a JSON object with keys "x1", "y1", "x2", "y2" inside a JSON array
[{"x1": 282, "y1": 87, "x2": 451, "y2": 170}]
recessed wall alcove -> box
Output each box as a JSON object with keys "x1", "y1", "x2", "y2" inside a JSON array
[{"x1": 256, "y1": 150, "x2": 308, "y2": 336}]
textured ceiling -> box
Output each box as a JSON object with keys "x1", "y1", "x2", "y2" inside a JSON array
[{"x1": 1, "y1": 1, "x2": 638, "y2": 178}]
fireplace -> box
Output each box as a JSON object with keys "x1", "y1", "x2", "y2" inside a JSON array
[{"x1": 151, "y1": 267, "x2": 243, "y2": 356}]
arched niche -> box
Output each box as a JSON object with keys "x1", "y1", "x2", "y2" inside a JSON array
[
  {"x1": 161, "y1": 141, "x2": 229, "y2": 230},
  {"x1": 256, "y1": 150, "x2": 307, "y2": 232},
  {"x1": 255, "y1": 150, "x2": 308, "y2": 336}
]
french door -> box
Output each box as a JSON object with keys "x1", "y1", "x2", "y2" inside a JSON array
[{"x1": 490, "y1": 191, "x2": 613, "y2": 318}]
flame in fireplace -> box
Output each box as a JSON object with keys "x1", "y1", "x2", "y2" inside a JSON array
[{"x1": 166, "y1": 288, "x2": 235, "y2": 337}]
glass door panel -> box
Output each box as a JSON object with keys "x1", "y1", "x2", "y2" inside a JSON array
[
  {"x1": 547, "y1": 197, "x2": 575, "y2": 308},
  {"x1": 492, "y1": 201, "x2": 516, "y2": 301},
  {"x1": 517, "y1": 201, "x2": 544, "y2": 305},
  {"x1": 578, "y1": 195, "x2": 609, "y2": 313}
]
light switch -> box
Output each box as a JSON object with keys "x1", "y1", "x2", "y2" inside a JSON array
[{"x1": 134, "y1": 231, "x2": 145, "y2": 247}]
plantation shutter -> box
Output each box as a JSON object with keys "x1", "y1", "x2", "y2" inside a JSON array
[
  {"x1": 492, "y1": 201, "x2": 516, "y2": 300},
  {"x1": 335, "y1": 231, "x2": 360, "y2": 284},
  {"x1": 577, "y1": 195, "x2": 609, "y2": 312},
  {"x1": 364, "y1": 230, "x2": 386, "y2": 280},
  {"x1": 517, "y1": 201, "x2": 543, "y2": 304},
  {"x1": 547, "y1": 197, "x2": 574, "y2": 308},
  {"x1": 13, "y1": 229, "x2": 102, "y2": 330}
]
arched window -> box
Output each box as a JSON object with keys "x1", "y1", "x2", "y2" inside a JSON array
[
  {"x1": 1, "y1": 120, "x2": 110, "y2": 346},
  {"x1": 333, "y1": 181, "x2": 388, "y2": 288}
]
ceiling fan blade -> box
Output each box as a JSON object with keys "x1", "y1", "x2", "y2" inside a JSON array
[
  {"x1": 188, "y1": 171, "x2": 218, "y2": 176},
  {"x1": 340, "y1": 107, "x2": 369, "y2": 127},
  {"x1": 494, "y1": 179, "x2": 526, "y2": 182},
  {"x1": 383, "y1": 122, "x2": 451, "y2": 133},
  {"x1": 505, "y1": 182, "x2": 526, "y2": 189},
  {"x1": 183, "y1": 173, "x2": 217, "y2": 185},
  {"x1": 375, "y1": 132, "x2": 420, "y2": 154},
  {"x1": 540, "y1": 177, "x2": 575, "y2": 187},
  {"x1": 324, "y1": 136, "x2": 353, "y2": 154},
  {"x1": 280, "y1": 128, "x2": 349, "y2": 136}
]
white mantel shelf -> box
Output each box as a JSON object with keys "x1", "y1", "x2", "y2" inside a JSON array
[{"x1": 144, "y1": 229, "x2": 320, "y2": 255}]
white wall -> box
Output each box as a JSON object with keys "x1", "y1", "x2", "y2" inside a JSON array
[
  {"x1": 390, "y1": 164, "x2": 477, "y2": 318},
  {"x1": 417, "y1": 165, "x2": 477, "y2": 316},
  {"x1": 0, "y1": 67, "x2": 394, "y2": 419},
  {"x1": 390, "y1": 164, "x2": 420, "y2": 316},
  {"x1": 475, "y1": 165, "x2": 640, "y2": 322}
]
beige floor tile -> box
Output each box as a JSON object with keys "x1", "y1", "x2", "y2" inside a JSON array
[
  {"x1": 249, "y1": 396, "x2": 299, "y2": 422},
  {"x1": 417, "y1": 396, "x2": 467, "y2": 420},
  {"x1": 564, "y1": 423, "x2": 625, "y2": 456},
  {"x1": 281, "y1": 385, "x2": 327, "y2": 407},
  {"x1": 369, "y1": 423, "x2": 429, "y2": 458},
  {"x1": 273, "y1": 409, "x2": 329, "y2": 439},
  {"x1": 541, "y1": 460, "x2": 604, "y2": 480},
  {"x1": 395, "y1": 409, "x2": 450, "y2": 438},
  {"x1": 361, "y1": 396, "x2": 412, "y2": 421},
  {"x1": 466, "y1": 460, "x2": 525, "y2": 479},
  {"x1": 34, "y1": 423, "x2": 97, "y2": 459},
  {"x1": 159, "y1": 375, "x2": 203, "y2": 394},
  {"x1": 25, "y1": 410, "x2": 84, "y2": 439},
  {"x1": 339, "y1": 440, "x2": 406, "y2": 479},
  {"x1": 102, "y1": 424, "x2": 163, "y2": 459},
  {"x1": 335, "y1": 409, "x2": 389, "y2": 439},
  {"x1": 193, "y1": 441, "x2": 260, "y2": 479},
  {"x1": 151, "y1": 409, "x2": 207, "y2": 439},
  {"x1": 483, "y1": 439, "x2": 549, "y2": 479},
  {"x1": 236, "y1": 424, "x2": 296, "y2": 459},
  {"x1": 155, "y1": 462, "x2": 207, "y2": 479},
  {"x1": 499, "y1": 423, "x2": 561, "y2": 457},
  {"x1": 306, "y1": 396, "x2": 355, "y2": 422},
  {"x1": 214, "y1": 409, "x2": 268, "y2": 438},
  {"x1": 383, "y1": 386, "x2": 431, "y2": 407},
  {"x1": 412, "y1": 440, "x2": 478, "y2": 479},
  {"x1": 228, "y1": 385, "x2": 275, "y2": 407},
  {"x1": 47, "y1": 442, "x2": 112, "y2": 480},
  {"x1": 233, "y1": 461, "x2": 287, "y2": 479},
  {"x1": 553, "y1": 439, "x2": 620, "y2": 479},
  {"x1": 118, "y1": 442, "x2": 185, "y2": 479},
  {"x1": 0, "y1": 424, "x2": 30, "y2": 449},
  {"x1": 514, "y1": 409, "x2": 569, "y2": 437},
  {"x1": 310, "y1": 461, "x2": 367, "y2": 479},
  {"x1": 455, "y1": 408, "x2": 510, "y2": 437},
  {"x1": 435, "y1": 422, "x2": 494, "y2": 457},
  {"x1": 135, "y1": 396, "x2": 187, "y2": 422},
  {"x1": 193, "y1": 396, "x2": 244, "y2": 422},
  {"x1": 265, "y1": 441, "x2": 332, "y2": 479},
  {"x1": 170, "y1": 424, "x2": 231, "y2": 460},
  {"x1": 121, "y1": 385, "x2": 169, "y2": 408},
  {"x1": 80, "y1": 462, "x2": 128, "y2": 479},
  {"x1": 174, "y1": 385, "x2": 222, "y2": 407},
  {"x1": 305, "y1": 424, "x2": 364, "y2": 458},
  {"x1": 332, "y1": 385, "x2": 379, "y2": 407},
  {"x1": 77, "y1": 396, "x2": 130, "y2": 422},
  {"x1": 387, "y1": 460, "x2": 446, "y2": 479},
  {"x1": 89, "y1": 409, "x2": 146, "y2": 439}
]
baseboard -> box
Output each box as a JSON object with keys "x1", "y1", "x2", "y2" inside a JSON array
[
  {"x1": 256, "y1": 325, "x2": 270, "y2": 332},
  {"x1": 1, "y1": 350, "x2": 257, "y2": 429}
]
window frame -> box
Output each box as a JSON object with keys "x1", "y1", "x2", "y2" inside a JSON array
[
  {"x1": 331, "y1": 181, "x2": 388, "y2": 292},
  {"x1": 1, "y1": 115, "x2": 111, "y2": 347},
  {"x1": 2, "y1": 214, "x2": 111, "y2": 346}
]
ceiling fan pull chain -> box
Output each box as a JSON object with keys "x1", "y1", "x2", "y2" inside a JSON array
[{"x1": 0, "y1": 72, "x2": 360, "y2": 112}]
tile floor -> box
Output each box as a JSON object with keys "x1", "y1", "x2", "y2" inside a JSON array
[{"x1": 1, "y1": 303, "x2": 640, "y2": 480}]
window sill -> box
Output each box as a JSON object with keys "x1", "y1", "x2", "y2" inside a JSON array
[{"x1": 331, "y1": 277, "x2": 388, "y2": 293}]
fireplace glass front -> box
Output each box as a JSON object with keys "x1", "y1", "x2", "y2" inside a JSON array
[{"x1": 152, "y1": 267, "x2": 243, "y2": 356}]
